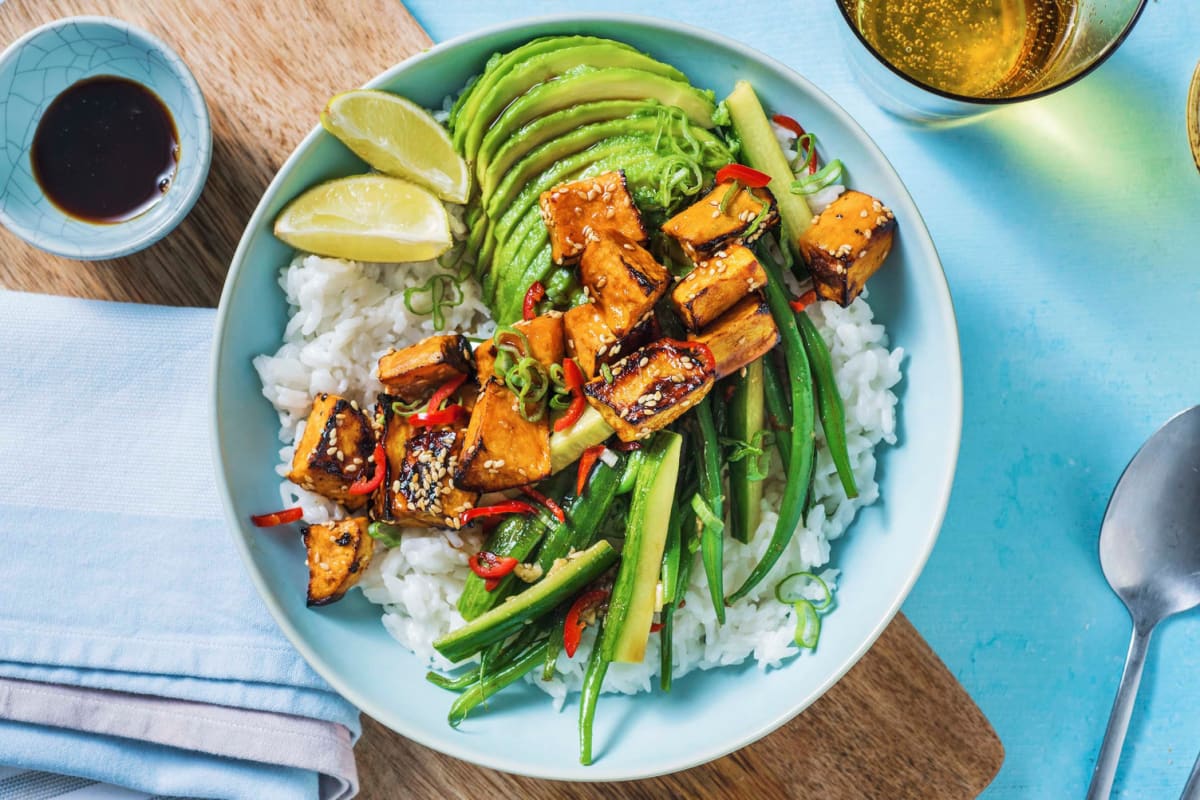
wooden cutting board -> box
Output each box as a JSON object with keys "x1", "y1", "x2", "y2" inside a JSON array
[{"x1": 0, "y1": 2, "x2": 1003, "y2": 797}]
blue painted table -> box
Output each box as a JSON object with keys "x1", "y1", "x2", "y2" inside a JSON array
[{"x1": 405, "y1": 2, "x2": 1200, "y2": 797}]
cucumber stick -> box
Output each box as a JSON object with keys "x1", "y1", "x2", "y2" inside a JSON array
[
  {"x1": 434, "y1": 540, "x2": 619, "y2": 664},
  {"x1": 603, "y1": 431, "x2": 683, "y2": 664},
  {"x1": 724, "y1": 80, "x2": 813, "y2": 262},
  {"x1": 457, "y1": 515, "x2": 543, "y2": 621},
  {"x1": 549, "y1": 405, "x2": 615, "y2": 474},
  {"x1": 729, "y1": 358, "x2": 767, "y2": 543}
]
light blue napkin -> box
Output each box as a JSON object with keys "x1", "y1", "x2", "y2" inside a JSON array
[{"x1": 0, "y1": 290, "x2": 361, "y2": 800}]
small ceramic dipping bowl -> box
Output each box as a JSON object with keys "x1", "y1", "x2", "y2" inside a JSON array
[{"x1": 0, "y1": 16, "x2": 211, "y2": 260}]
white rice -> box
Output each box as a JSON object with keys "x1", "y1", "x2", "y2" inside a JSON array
[{"x1": 254, "y1": 248, "x2": 903, "y2": 700}]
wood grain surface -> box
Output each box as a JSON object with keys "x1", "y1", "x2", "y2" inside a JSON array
[{"x1": 0, "y1": 3, "x2": 1003, "y2": 797}]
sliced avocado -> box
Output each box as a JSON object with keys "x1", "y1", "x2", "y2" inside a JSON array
[
  {"x1": 550, "y1": 406, "x2": 616, "y2": 474},
  {"x1": 498, "y1": 242, "x2": 553, "y2": 324},
  {"x1": 463, "y1": 42, "x2": 689, "y2": 168},
  {"x1": 477, "y1": 67, "x2": 717, "y2": 174},
  {"x1": 451, "y1": 36, "x2": 619, "y2": 151},
  {"x1": 480, "y1": 99, "x2": 649, "y2": 195},
  {"x1": 603, "y1": 431, "x2": 683, "y2": 664},
  {"x1": 432, "y1": 539, "x2": 619, "y2": 664}
]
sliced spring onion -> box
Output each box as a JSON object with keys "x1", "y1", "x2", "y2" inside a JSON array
[
  {"x1": 690, "y1": 494, "x2": 724, "y2": 534},
  {"x1": 598, "y1": 447, "x2": 619, "y2": 469},
  {"x1": 775, "y1": 571, "x2": 833, "y2": 611},
  {"x1": 791, "y1": 159, "x2": 844, "y2": 197},
  {"x1": 792, "y1": 599, "x2": 821, "y2": 649}
]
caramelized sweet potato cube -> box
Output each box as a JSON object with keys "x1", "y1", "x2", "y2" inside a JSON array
[
  {"x1": 579, "y1": 236, "x2": 669, "y2": 338},
  {"x1": 455, "y1": 380, "x2": 552, "y2": 491},
  {"x1": 583, "y1": 339, "x2": 716, "y2": 441},
  {"x1": 474, "y1": 313, "x2": 565, "y2": 381},
  {"x1": 287, "y1": 393, "x2": 375, "y2": 510},
  {"x1": 539, "y1": 170, "x2": 647, "y2": 264},
  {"x1": 670, "y1": 244, "x2": 767, "y2": 331},
  {"x1": 378, "y1": 334, "x2": 474, "y2": 402},
  {"x1": 799, "y1": 190, "x2": 896, "y2": 307},
  {"x1": 372, "y1": 396, "x2": 476, "y2": 529},
  {"x1": 662, "y1": 182, "x2": 778, "y2": 257},
  {"x1": 304, "y1": 517, "x2": 374, "y2": 606},
  {"x1": 694, "y1": 294, "x2": 780, "y2": 379}
]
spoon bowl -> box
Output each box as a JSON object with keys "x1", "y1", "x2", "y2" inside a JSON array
[{"x1": 1089, "y1": 406, "x2": 1200, "y2": 800}]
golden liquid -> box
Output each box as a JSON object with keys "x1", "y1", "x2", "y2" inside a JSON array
[{"x1": 845, "y1": 0, "x2": 1077, "y2": 99}]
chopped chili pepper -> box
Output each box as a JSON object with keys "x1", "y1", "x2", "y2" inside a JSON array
[
  {"x1": 789, "y1": 290, "x2": 819, "y2": 313},
  {"x1": 485, "y1": 577, "x2": 502, "y2": 592},
  {"x1": 427, "y1": 373, "x2": 468, "y2": 412},
  {"x1": 348, "y1": 442, "x2": 386, "y2": 496},
  {"x1": 523, "y1": 281, "x2": 546, "y2": 321},
  {"x1": 715, "y1": 163, "x2": 771, "y2": 188},
  {"x1": 611, "y1": 440, "x2": 642, "y2": 452},
  {"x1": 577, "y1": 445, "x2": 607, "y2": 496},
  {"x1": 564, "y1": 589, "x2": 610, "y2": 658},
  {"x1": 250, "y1": 506, "x2": 303, "y2": 527},
  {"x1": 522, "y1": 485, "x2": 566, "y2": 523},
  {"x1": 459, "y1": 500, "x2": 539, "y2": 527},
  {"x1": 771, "y1": 113, "x2": 806, "y2": 138},
  {"x1": 407, "y1": 404, "x2": 468, "y2": 428},
  {"x1": 553, "y1": 357, "x2": 587, "y2": 433},
  {"x1": 650, "y1": 621, "x2": 664, "y2": 633},
  {"x1": 468, "y1": 550, "x2": 519, "y2": 580}
]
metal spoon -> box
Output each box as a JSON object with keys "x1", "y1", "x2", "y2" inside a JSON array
[{"x1": 1087, "y1": 405, "x2": 1200, "y2": 800}]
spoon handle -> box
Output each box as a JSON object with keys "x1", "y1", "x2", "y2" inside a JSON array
[{"x1": 1087, "y1": 622, "x2": 1154, "y2": 800}]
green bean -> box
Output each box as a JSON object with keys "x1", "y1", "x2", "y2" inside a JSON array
[
  {"x1": 457, "y1": 514, "x2": 545, "y2": 620},
  {"x1": 541, "y1": 606, "x2": 567, "y2": 681},
  {"x1": 448, "y1": 637, "x2": 548, "y2": 727},
  {"x1": 727, "y1": 248, "x2": 815, "y2": 605},
  {"x1": 693, "y1": 397, "x2": 726, "y2": 624},
  {"x1": 579, "y1": 628, "x2": 611, "y2": 765},
  {"x1": 536, "y1": 458, "x2": 625, "y2": 572},
  {"x1": 615, "y1": 447, "x2": 646, "y2": 495},
  {"x1": 796, "y1": 311, "x2": 858, "y2": 499},
  {"x1": 425, "y1": 667, "x2": 480, "y2": 692},
  {"x1": 762, "y1": 352, "x2": 793, "y2": 468},
  {"x1": 660, "y1": 501, "x2": 697, "y2": 692}
]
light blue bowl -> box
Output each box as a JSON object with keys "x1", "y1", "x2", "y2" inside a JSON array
[
  {"x1": 212, "y1": 14, "x2": 962, "y2": 781},
  {"x1": 0, "y1": 16, "x2": 211, "y2": 260}
]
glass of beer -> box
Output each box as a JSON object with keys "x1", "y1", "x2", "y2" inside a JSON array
[{"x1": 836, "y1": 0, "x2": 1147, "y2": 122}]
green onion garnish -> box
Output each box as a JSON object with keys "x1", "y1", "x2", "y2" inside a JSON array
[
  {"x1": 791, "y1": 159, "x2": 844, "y2": 197},
  {"x1": 690, "y1": 494, "x2": 724, "y2": 533},
  {"x1": 775, "y1": 571, "x2": 833, "y2": 611},
  {"x1": 792, "y1": 599, "x2": 821, "y2": 649}
]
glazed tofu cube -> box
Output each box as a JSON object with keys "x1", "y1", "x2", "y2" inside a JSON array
[
  {"x1": 579, "y1": 235, "x2": 669, "y2": 338},
  {"x1": 799, "y1": 190, "x2": 897, "y2": 307},
  {"x1": 474, "y1": 312, "x2": 565, "y2": 380},
  {"x1": 455, "y1": 380, "x2": 552, "y2": 491},
  {"x1": 287, "y1": 393, "x2": 376, "y2": 509},
  {"x1": 378, "y1": 334, "x2": 474, "y2": 403},
  {"x1": 670, "y1": 244, "x2": 767, "y2": 331},
  {"x1": 694, "y1": 293, "x2": 780, "y2": 379},
  {"x1": 371, "y1": 397, "x2": 478, "y2": 529},
  {"x1": 583, "y1": 339, "x2": 716, "y2": 441},
  {"x1": 564, "y1": 303, "x2": 616, "y2": 379},
  {"x1": 662, "y1": 182, "x2": 778, "y2": 257},
  {"x1": 539, "y1": 170, "x2": 647, "y2": 264},
  {"x1": 303, "y1": 517, "x2": 374, "y2": 606}
]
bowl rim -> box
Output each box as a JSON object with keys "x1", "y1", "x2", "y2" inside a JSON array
[
  {"x1": 0, "y1": 15, "x2": 212, "y2": 261},
  {"x1": 210, "y1": 11, "x2": 963, "y2": 781}
]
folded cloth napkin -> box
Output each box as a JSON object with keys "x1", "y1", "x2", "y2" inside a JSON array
[{"x1": 0, "y1": 290, "x2": 361, "y2": 800}]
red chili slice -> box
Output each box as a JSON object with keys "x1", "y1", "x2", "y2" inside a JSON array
[
  {"x1": 250, "y1": 506, "x2": 304, "y2": 527},
  {"x1": 468, "y1": 550, "x2": 519, "y2": 580},
  {"x1": 577, "y1": 445, "x2": 607, "y2": 496},
  {"x1": 427, "y1": 373, "x2": 468, "y2": 413},
  {"x1": 522, "y1": 485, "x2": 566, "y2": 523},
  {"x1": 407, "y1": 404, "x2": 468, "y2": 428},
  {"x1": 459, "y1": 500, "x2": 539, "y2": 528},
  {"x1": 789, "y1": 290, "x2": 819, "y2": 313},
  {"x1": 715, "y1": 163, "x2": 771, "y2": 188},
  {"x1": 348, "y1": 442, "x2": 387, "y2": 496},
  {"x1": 563, "y1": 589, "x2": 610, "y2": 658},
  {"x1": 553, "y1": 358, "x2": 588, "y2": 433},
  {"x1": 650, "y1": 621, "x2": 664, "y2": 633},
  {"x1": 523, "y1": 281, "x2": 546, "y2": 321},
  {"x1": 771, "y1": 113, "x2": 806, "y2": 138}
]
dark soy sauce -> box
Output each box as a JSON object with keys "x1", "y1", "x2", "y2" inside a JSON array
[{"x1": 31, "y1": 75, "x2": 179, "y2": 224}]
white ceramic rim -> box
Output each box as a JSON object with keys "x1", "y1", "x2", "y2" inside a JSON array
[
  {"x1": 0, "y1": 15, "x2": 213, "y2": 261},
  {"x1": 210, "y1": 12, "x2": 963, "y2": 781}
]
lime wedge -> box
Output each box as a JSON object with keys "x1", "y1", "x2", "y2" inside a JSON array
[
  {"x1": 321, "y1": 90, "x2": 470, "y2": 204},
  {"x1": 274, "y1": 174, "x2": 451, "y2": 263}
]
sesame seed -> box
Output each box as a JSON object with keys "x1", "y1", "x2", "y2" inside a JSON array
[{"x1": 711, "y1": 210, "x2": 720, "y2": 218}]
